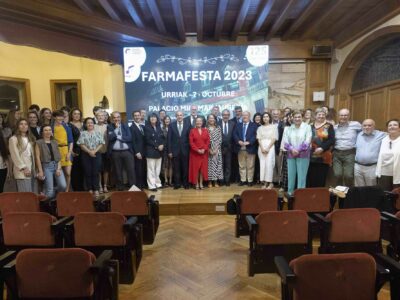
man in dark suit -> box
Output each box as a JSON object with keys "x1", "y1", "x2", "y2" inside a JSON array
[
  {"x1": 184, "y1": 105, "x2": 205, "y2": 128},
  {"x1": 230, "y1": 105, "x2": 243, "y2": 124},
  {"x1": 130, "y1": 110, "x2": 146, "y2": 189},
  {"x1": 168, "y1": 110, "x2": 190, "y2": 189},
  {"x1": 220, "y1": 109, "x2": 235, "y2": 186},
  {"x1": 230, "y1": 105, "x2": 243, "y2": 183},
  {"x1": 107, "y1": 111, "x2": 136, "y2": 190},
  {"x1": 233, "y1": 111, "x2": 258, "y2": 186}
]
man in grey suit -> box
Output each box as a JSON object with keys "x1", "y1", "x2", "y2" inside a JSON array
[{"x1": 220, "y1": 109, "x2": 235, "y2": 186}]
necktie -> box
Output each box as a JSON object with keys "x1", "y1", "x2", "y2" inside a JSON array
[
  {"x1": 178, "y1": 123, "x2": 182, "y2": 136},
  {"x1": 243, "y1": 123, "x2": 247, "y2": 142},
  {"x1": 118, "y1": 128, "x2": 123, "y2": 149},
  {"x1": 191, "y1": 117, "x2": 195, "y2": 127},
  {"x1": 139, "y1": 125, "x2": 143, "y2": 135},
  {"x1": 224, "y1": 122, "x2": 228, "y2": 136}
]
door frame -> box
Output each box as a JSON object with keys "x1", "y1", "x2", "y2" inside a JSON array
[
  {"x1": 0, "y1": 76, "x2": 31, "y2": 112},
  {"x1": 50, "y1": 79, "x2": 82, "y2": 111}
]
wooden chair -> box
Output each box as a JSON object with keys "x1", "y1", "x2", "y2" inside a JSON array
[
  {"x1": 56, "y1": 192, "x2": 101, "y2": 218},
  {"x1": 316, "y1": 208, "x2": 383, "y2": 254},
  {"x1": 107, "y1": 191, "x2": 159, "y2": 245},
  {"x1": 381, "y1": 211, "x2": 400, "y2": 260},
  {"x1": 234, "y1": 189, "x2": 280, "y2": 237},
  {"x1": 246, "y1": 210, "x2": 313, "y2": 276},
  {"x1": 0, "y1": 192, "x2": 50, "y2": 216},
  {"x1": 275, "y1": 253, "x2": 392, "y2": 300},
  {"x1": 288, "y1": 188, "x2": 333, "y2": 214},
  {"x1": 65, "y1": 212, "x2": 143, "y2": 284},
  {"x1": 0, "y1": 212, "x2": 68, "y2": 251},
  {"x1": 1, "y1": 248, "x2": 118, "y2": 300}
]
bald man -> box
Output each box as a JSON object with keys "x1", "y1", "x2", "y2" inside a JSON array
[
  {"x1": 333, "y1": 109, "x2": 362, "y2": 187},
  {"x1": 354, "y1": 119, "x2": 386, "y2": 186}
]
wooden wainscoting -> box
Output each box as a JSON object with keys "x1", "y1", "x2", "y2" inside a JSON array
[{"x1": 350, "y1": 81, "x2": 400, "y2": 130}]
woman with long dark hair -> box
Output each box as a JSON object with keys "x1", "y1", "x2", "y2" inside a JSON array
[
  {"x1": 39, "y1": 108, "x2": 52, "y2": 126},
  {"x1": 68, "y1": 108, "x2": 84, "y2": 191},
  {"x1": 28, "y1": 110, "x2": 41, "y2": 140}
]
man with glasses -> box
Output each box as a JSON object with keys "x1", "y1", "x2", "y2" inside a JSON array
[{"x1": 333, "y1": 108, "x2": 361, "y2": 187}]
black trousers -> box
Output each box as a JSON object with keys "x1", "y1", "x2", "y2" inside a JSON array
[
  {"x1": 81, "y1": 152, "x2": 101, "y2": 191},
  {"x1": 134, "y1": 156, "x2": 147, "y2": 189},
  {"x1": 0, "y1": 168, "x2": 7, "y2": 193},
  {"x1": 222, "y1": 147, "x2": 232, "y2": 184},
  {"x1": 172, "y1": 152, "x2": 189, "y2": 187},
  {"x1": 111, "y1": 150, "x2": 136, "y2": 190},
  {"x1": 230, "y1": 152, "x2": 240, "y2": 183},
  {"x1": 71, "y1": 154, "x2": 85, "y2": 191},
  {"x1": 307, "y1": 162, "x2": 329, "y2": 187}
]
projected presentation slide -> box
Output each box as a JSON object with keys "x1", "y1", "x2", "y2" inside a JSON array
[{"x1": 123, "y1": 45, "x2": 269, "y2": 118}]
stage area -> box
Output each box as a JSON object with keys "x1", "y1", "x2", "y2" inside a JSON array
[{"x1": 145, "y1": 184, "x2": 258, "y2": 215}]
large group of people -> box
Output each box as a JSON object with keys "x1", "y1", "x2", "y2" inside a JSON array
[{"x1": 0, "y1": 103, "x2": 398, "y2": 197}]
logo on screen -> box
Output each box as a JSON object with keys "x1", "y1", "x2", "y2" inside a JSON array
[{"x1": 124, "y1": 47, "x2": 147, "y2": 82}]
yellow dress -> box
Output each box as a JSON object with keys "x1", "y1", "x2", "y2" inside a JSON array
[{"x1": 54, "y1": 125, "x2": 72, "y2": 167}]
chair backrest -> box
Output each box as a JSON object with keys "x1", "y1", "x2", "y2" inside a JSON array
[
  {"x1": 0, "y1": 192, "x2": 40, "y2": 216},
  {"x1": 255, "y1": 210, "x2": 309, "y2": 245},
  {"x1": 74, "y1": 212, "x2": 127, "y2": 246},
  {"x1": 16, "y1": 248, "x2": 96, "y2": 299},
  {"x1": 56, "y1": 192, "x2": 95, "y2": 217},
  {"x1": 393, "y1": 187, "x2": 400, "y2": 210},
  {"x1": 289, "y1": 253, "x2": 376, "y2": 300},
  {"x1": 111, "y1": 191, "x2": 149, "y2": 216},
  {"x1": 293, "y1": 188, "x2": 330, "y2": 213},
  {"x1": 2, "y1": 212, "x2": 56, "y2": 246},
  {"x1": 240, "y1": 190, "x2": 278, "y2": 214},
  {"x1": 326, "y1": 208, "x2": 381, "y2": 243}
]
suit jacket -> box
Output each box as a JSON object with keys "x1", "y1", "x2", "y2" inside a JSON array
[
  {"x1": 184, "y1": 115, "x2": 206, "y2": 128},
  {"x1": 167, "y1": 121, "x2": 190, "y2": 157},
  {"x1": 219, "y1": 120, "x2": 235, "y2": 151},
  {"x1": 107, "y1": 123, "x2": 133, "y2": 155},
  {"x1": 130, "y1": 122, "x2": 145, "y2": 156},
  {"x1": 274, "y1": 120, "x2": 285, "y2": 155},
  {"x1": 233, "y1": 121, "x2": 258, "y2": 154},
  {"x1": 144, "y1": 124, "x2": 165, "y2": 159},
  {"x1": 230, "y1": 116, "x2": 242, "y2": 124}
]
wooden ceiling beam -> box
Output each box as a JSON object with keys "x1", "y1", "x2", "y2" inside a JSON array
[
  {"x1": 214, "y1": 0, "x2": 229, "y2": 41},
  {"x1": 195, "y1": 0, "x2": 204, "y2": 42},
  {"x1": 147, "y1": 0, "x2": 167, "y2": 34},
  {"x1": 97, "y1": 0, "x2": 121, "y2": 22},
  {"x1": 171, "y1": 0, "x2": 186, "y2": 42},
  {"x1": 300, "y1": 0, "x2": 347, "y2": 40},
  {"x1": 264, "y1": 0, "x2": 296, "y2": 41},
  {"x1": 73, "y1": 0, "x2": 93, "y2": 14},
  {"x1": 230, "y1": 0, "x2": 251, "y2": 41},
  {"x1": 120, "y1": 0, "x2": 144, "y2": 28},
  {"x1": 248, "y1": 0, "x2": 277, "y2": 41},
  {"x1": 334, "y1": 0, "x2": 400, "y2": 48},
  {"x1": 281, "y1": 0, "x2": 319, "y2": 40},
  {"x1": 0, "y1": 0, "x2": 182, "y2": 46}
]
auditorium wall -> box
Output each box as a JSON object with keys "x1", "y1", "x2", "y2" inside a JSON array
[{"x1": 0, "y1": 41, "x2": 125, "y2": 116}]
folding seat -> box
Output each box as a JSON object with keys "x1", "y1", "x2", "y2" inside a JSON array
[
  {"x1": 2, "y1": 248, "x2": 118, "y2": 300},
  {"x1": 234, "y1": 189, "x2": 280, "y2": 237},
  {"x1": 246, "y1": 210, "x2": 312, "y2": 276},
  {"x1": 1, "y1": 212, "x2": 68, "y2": 250},
  {"x1": 107, "y1": 191, "x2": 159, "y2": 245},
  {"x1": 288, "y1": 188, "x2": 333, "y2": 215},
  {"x1": 274, "y1": 253, "x2": 394, "y2": 300},
  {"x1": 0, "y1": 192, "x2": 50, "y2": 216},
  {"x1": 65, "y1": 212, "x2": 143, "y2": 284},
  {"x1": 55, "y1": 192, "x2": 101, "y2": 218},
  {"x1": 381, "y1": 210, "x2": 400, "y2": 260},
  {"x1": 316, "y1": 208, "x2": 382, "y2": 254}
]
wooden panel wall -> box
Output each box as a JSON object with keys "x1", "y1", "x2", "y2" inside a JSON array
[
  {"x1": 350, "y1": 81, "x2": 400, "y2": 130},
  {"x1": 305, "y1": 60, "x2": 330, "y2": 110}
]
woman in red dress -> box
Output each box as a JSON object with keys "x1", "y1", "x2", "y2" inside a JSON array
[{"x1": 189, "y1": 117, "x2": 210, "y2": 189}]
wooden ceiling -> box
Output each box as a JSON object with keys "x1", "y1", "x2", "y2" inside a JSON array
[{"x1": 0, "y1": 0, "x2": 400, "y2": 49}]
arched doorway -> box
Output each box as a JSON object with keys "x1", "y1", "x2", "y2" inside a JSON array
[{"x1": 335, "y1": 26, "x2": 400, "y2": 129}]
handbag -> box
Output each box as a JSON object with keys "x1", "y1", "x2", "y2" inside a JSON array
[{"x1": 226, "y1": 198, "x2": 237, "y2": 215}]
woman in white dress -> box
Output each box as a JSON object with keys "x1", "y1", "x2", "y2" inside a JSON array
[{"x1": 257, "y1": 112, "x2": 278, "y2": 189}]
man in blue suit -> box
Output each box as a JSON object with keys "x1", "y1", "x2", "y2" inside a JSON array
[
  {"x1": 233, "y1": 111, "x2": 258, "y2": 186},
  {"x1": 107, "y1": 111, "x2": 136, "y2": 190}
]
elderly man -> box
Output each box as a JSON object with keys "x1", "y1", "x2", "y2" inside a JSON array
[
  {"x1": 108, "y1": 111, "x2": 136, "y2": 190},
  {"x1": 184, "y1": 105, "x2": 205, "y2": 128},
  {"x1": 219, "y1": 109, "x2": 235, "y2": 186},
  {"x1": 233, "y1": 111, "x2": 258, "y2": 186},
  {"x1": 354, "y1": 119, "x2": 386, "y2": 186},
  {"x1": 333, "y1": 108, "x2": 362, "y2": 187}
]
